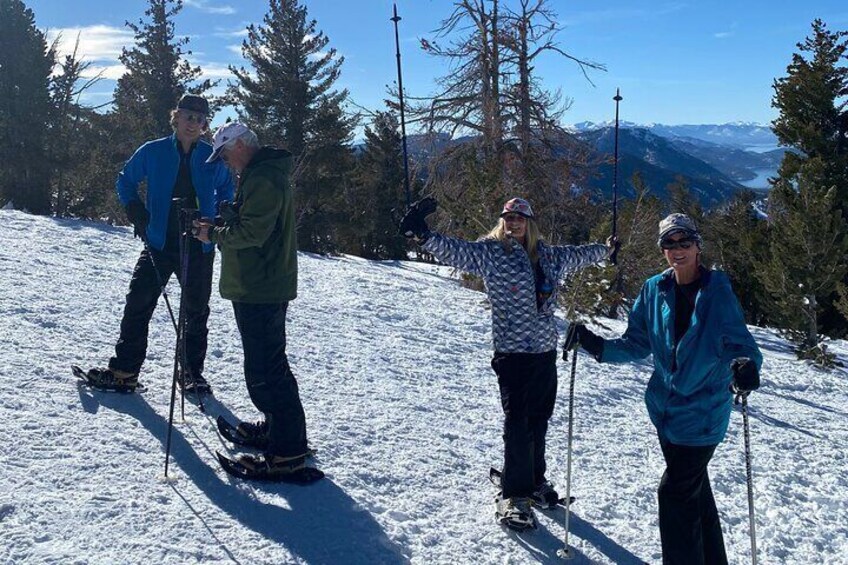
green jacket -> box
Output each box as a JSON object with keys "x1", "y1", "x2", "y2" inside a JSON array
[{"x1": 210, "y1": 147, "x2": 297, "y2": 303}]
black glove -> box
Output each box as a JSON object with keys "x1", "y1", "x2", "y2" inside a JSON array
[
  {"x1": 399, "y1": 197, "x2": 437, "y2": 242},
  {"x1": 563, "y1": 323, "x2": 604, "y2": 361},
  {"x1": 125, "y1": 200, "x2": 150, "y2": 239},
  {"x1": 730, "y1": 357, "x2": 759, "y2": 401}
]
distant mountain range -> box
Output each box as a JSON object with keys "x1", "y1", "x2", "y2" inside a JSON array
[
  {"x1": 401, "y1": 122, "x2": 787, "y2": 207},
  {"x1": 571, "y1": 121, "x2": 779, "y2": 150}
]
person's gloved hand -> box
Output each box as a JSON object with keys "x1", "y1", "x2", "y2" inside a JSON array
[
  {"x1": 399, "y1": 197, "x2": 437, "y2": 242},
  {"x1": 125, "y1": 200, "x2": 150, "y2": 239},
  {"x1": 563, "y1": 323, "x2": 604, "y2": 361},
  {"x1": 730, "y1": 357, "x2": 759, "y2": 402}
]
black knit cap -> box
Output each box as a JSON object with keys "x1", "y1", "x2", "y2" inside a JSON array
[{"x1": 176, "y1": 94, "x2": 210, "y2": 116}]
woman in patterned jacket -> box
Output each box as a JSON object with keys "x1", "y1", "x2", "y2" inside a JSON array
[{"x1": 400, "y1": 196, "x2": 613, "y2": 530}]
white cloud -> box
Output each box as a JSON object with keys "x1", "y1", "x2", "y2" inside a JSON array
[
  {"x1": 714, "y1": 31, "x2": 733, "y2": 39},
  {"x1": 81, "y1": 64, "x2": 127, "y2": 81},
  {"x1": 184, "y1": 0, "x2": 236, "y2": 15},
  {"x1": 227, "y1": 44, "x2": 243, "y2": 56},
  {"x1": 45, "y1": 25, "x2": 133, "y2": 63},
  {"x1": 213, "y1": 27, "x2": 249, "y2": 38}
]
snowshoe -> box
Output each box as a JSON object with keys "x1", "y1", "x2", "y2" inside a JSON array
[
  {"x1": 217, "y1": 416, "x2": 317, "y2": 457},
  {"x1": 216, "y1": 451, "x2": 324, "y2": 484},
  {"x1": 217, "y1": 416, "x2": 268, "y2": 450},
  {"x1": 489, "y1": 467, "x2": 574, "y2": 509},
  {"x1": 179, "y1": 372, "x2": 212, "y2": 395},
  {"x1": 495, "y1": 492, "x2": 537, "y2": 531},
  {"x1": 73, "y1": 365, "x2": 144, "y2": 393}
]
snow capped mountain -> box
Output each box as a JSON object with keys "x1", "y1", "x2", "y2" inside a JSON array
[
  {"x1": 571, "y1": 122, "x2": 778, "y2": 151},
  {"x1": 2, "y1": 210, "x2": 846, "y2": 564}
]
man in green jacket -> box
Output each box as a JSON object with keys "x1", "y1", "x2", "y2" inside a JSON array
[{"x1": 193, "y1": 122, "x2": 320, "y2": 482}]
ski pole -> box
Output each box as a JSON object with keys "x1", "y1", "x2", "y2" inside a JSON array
[
  {"x1": 741, "y1": 395, "x2": 758, "y2": 565},
  {"x1": 178, "y1": 207, "x2": 205, "y2": 416},
  {"x1": 141, "y1": 236, "x2": 179, "y2": 334},
  {"x1": 558, "y1": 324, "x2": 579, "y2": 561},
  {"x1": 558, "y1": 269, "x2": 586, "y2": 560}
]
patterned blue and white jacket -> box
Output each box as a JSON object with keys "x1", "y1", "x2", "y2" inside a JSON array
[{"x1": 423, "y1": 233, "x2": 607, "y2": 353}]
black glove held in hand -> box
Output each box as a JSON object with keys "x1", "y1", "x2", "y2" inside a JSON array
[
  {"x1": 125, "y1": 200, "x2": 150, "y2": 239},
  {"x1": 563, "y1": 323, "x2": 604, "y2": 361},
  {"x1": 731, "y1": 357, "x2": 759, "y2": 399},
  {"x1": 399, "y1": 197, "x2": 437, "y2": 242}
]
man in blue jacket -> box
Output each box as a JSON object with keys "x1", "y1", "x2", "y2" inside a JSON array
[
  {"x1": 86, "y1": 94, "x2": 234, "y2": 393},
  {"x1": 566, "y1": 213, "x2": 762, "y2": 565}
]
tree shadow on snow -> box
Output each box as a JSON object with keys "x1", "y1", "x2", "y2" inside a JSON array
[
  {"x1": 78, "y1": 387, "x2": 410, "y2": 564},
  {"x1": 509, "y1": 512, "x2": 648, "y2": 564}
]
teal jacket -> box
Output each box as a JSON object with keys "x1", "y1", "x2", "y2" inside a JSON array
[{"x1": 601, "y1": 268, "x2": 762, "y2": 446}]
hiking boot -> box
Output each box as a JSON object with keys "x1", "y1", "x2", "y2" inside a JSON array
[
  {"x1": 80, "y1": 367, "x2": 140, "y2": 393},
  {"x1": 236, "y1": 420, "x2": 269, "y2": 449},
  {"x1": 495, "y1": 492, "x2": 537, "y2": 530},
  {"x1": 179, "y1": 372, "x2": 212, "y2": 395},
  {"x1": 237, "y1": 452, "x2": 307, "y2": 478},
  {"x1": 531, "y1": 480, "x2": 560, "y2": 509}
]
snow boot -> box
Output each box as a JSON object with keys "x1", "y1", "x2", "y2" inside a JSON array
[
  {"x1": 531, "y1": 480, "x2": 560, "y2": 509},
  {"x1": 216, "y1": 451, "x2": 324, "y2": 483},
  {"x1": 179, "y1": 372, "x2": 212, "y2": 395},
  {"x1": 74, "y1": 365, "x2": 141, "y2": 393},
  {"x1": 495, "y1": 492, "x2": 537, "y2": 531}
]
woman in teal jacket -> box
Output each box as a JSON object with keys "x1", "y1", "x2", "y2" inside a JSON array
[{"x1": 567, "y1": 213, "x2": 762, "y2": 565}]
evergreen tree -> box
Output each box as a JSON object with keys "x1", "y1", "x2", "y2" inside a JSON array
[
  {"x1": 113, "y1": 0, "x2": 214, "y2": 149},
  {"x1": 0, "y1": 0, "x2": 54, "y2": 214},
  {"x1": 764, "y1": 19, "x2": 848, "y2": 347},
  {"x1": 772, "y1": 19, "x2": 848, "y2": 212},
  {"x1": 757, "y1": 169, "x2": 848, "y2": 350},
  {"x1": 339, "y1": 111, "x2": 409, "y2": 259},
  {"x1": 705, "y1": 191, "x2": 770, "y2": 325},
  {"x1": 228, "y1": 0, "x2": 355, "y2": 253}
]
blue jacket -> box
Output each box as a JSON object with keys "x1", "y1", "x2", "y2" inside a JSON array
[
  {"x1": 601, "y1": 268, "x2": 762, "y2": 446},
  {"x1": 116, "y1": 134, "x2": 235, "y2": 252}
]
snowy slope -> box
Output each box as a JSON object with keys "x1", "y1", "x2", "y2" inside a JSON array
[{"x1": 0, "y1": 210, "x2": 846, "y2": 564}]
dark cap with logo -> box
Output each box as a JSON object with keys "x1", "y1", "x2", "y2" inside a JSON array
[{"x1": 176, "y1": 94, "x2": 210, "y2": 116}]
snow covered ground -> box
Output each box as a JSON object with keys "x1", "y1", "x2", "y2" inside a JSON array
[{"x1": 0, "y1": 209, "x2": 846, "y2": 564}]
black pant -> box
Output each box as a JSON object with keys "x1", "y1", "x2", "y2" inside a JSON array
[
  {"x1": 491, "y1": 350, "x2": 557, "y2": 499},
  {"x1": 232, "y1": 302, "x2": 307, "y2": 458},
  {"x1": 658, "y1": 440, "x2": 728, "y2": 565},
  {"x1": 111, "y1": 240, "x2": 214, "y2": 376}
]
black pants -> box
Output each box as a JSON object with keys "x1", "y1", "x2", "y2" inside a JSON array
[
  {"x1": 111, "y1": 240, "x2": 214, "y2": 377},
  {"x1": 232, "y1": 302, "x2": 307, "y2": 458},
  {"x1": 658, "y1": 440, "x2": 728, "y2": 565},
  {"x1": 491, "y1": 350, "x2": 557, "y2": 499}
]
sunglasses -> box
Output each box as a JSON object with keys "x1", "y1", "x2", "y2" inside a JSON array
[
  {"x1": 660, "y1": 238, "x2": 697, "y2": 250},
  {"x1": 502, "y1": 213, "x2": 527, "y2": 222},
  {"x1": 180, "y1": 111, "x2": 207, "y2": 125}
]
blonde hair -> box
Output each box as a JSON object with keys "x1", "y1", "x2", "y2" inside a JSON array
[{"x1": 484, "y1": 216, "x2": 542, "y2": 263}]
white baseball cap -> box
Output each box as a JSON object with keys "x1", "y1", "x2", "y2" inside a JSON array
[{"x1": 206, "y1": 122, "x2": 250, "y2": 163}]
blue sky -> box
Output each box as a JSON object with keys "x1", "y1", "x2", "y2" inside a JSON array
[{"x1": 26, "y1": 0, "x2": 848, "y2": 132}]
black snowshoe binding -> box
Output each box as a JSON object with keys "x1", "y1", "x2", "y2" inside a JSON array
[
  {"x1": 179, "y1": 372, "x2": 212, "y2": 395},
  {"x1": 489, "y1": 467, "x2": 573, "y2": 509},
  {"x1": 216, "y1": 451, "x2": 324, "y2": 484},
  {"x1": 73, "y1": 365, "x2": 144, "y2": 393},
  {"x1": 217, "y1": 416, "x2": 268, "y2": 450},
  {"x1": 494, "y1": 492, "x2": 537, "y2": 531}
]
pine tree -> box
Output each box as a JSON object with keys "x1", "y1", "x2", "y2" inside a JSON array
[
  {"x1": 228, "y1": 0, "x2": 355, "y2": 253},
  {"x1": 764, "y1": 19, "x2": 848, "y2": 347},
  {"x1": 113, "y1": 0, "x2": 215, "y2": 149},
  {"x1": 705, "y1": 191, "x2": 770, "y2": 325},
  {"x1": 0, "y1": 0, "x2": 54, "y2": 214},
  {"x1": 772, "y1": 19, "x2": 848, "y2": 211},
  {"x1": 757, "y1": 168, "x2": 848, "y2": 350},
  {"x1": 338, "y1": 111, "x2": 409, "y2": 259}
]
